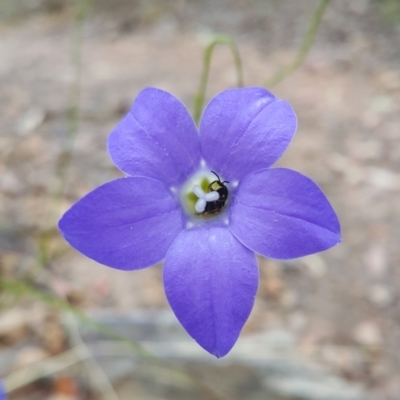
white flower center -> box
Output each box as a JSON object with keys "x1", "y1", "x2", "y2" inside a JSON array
[{"x1": 193, "y1": 184, "x2": 220, "y2": 213}]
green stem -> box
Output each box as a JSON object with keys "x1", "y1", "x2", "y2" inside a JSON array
[
  {"x1": 265, "y1": 0, "x2": 331, "y2": 88},
  {"x1": 57, "y1": 0, "x2": 92, "y2": 201},
  {"x1": 0, "y1": 277, "x2": 150, "y2": 357},
  {"x1": 193, "y1": 34, "x2": 243, "y2": 125},
  {"x1": 35, "y1": 0, "x2": 92, "y2": 271}
]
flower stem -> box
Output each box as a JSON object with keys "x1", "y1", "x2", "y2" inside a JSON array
[
  {"x1": 0, "y1": 277, "x2": 150, "y2": 355},
  {"x1": 35, "y1": 0, "x2": 92, "y2": 272},
  {"x1": 57, "y1": 0, "x2": 92, "y2": 199},
  {"x1": 193, "y1": 34, "x2": 244, "y2": 125},
  {"x1": 265, "y1": 0, "x2": 331, "y2": 88}
]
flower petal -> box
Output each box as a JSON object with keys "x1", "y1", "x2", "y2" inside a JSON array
[
  {"x1": 230, "y1": 168, "x2": 341, "y2": 259},
  {"x1": 163, "y1": 225, "x2": 258, "y2": 357},
  {"x1": 59, "y1": 177, "x2": 184, "y2": 270},
  {"x1": 108, "y1": 88, "x2": 201, "y2": 186},
  {"x1": 200, "y1": 87, "x2": 297, "y2": 181},
  {"x1": 0, "y1": 380, "x2": 6, "y2": 400}
]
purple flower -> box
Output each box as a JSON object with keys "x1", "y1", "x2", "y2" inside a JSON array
[
  {"x1": 59, "y1": 87, "x2": 340, "y2": 357},
  {"x1": 0, "y1": 380, "x2": 6, "y2": 400}
]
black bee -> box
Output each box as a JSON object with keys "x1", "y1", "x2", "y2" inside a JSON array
[{"x1": 203, "y1": 171, "x2": 229, "y2": 215}]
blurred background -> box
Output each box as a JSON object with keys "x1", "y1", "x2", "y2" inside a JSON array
[{"x1": 0, "y1": 0, "x2": 400, "y2": 399}]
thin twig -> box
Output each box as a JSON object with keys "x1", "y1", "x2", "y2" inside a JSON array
[
  {"x1": 265, "y1": 0, "x2": 331, "y2": 88},
  {"x1": 3, "y1": 345, "x2": 91, "y2": 392},
  {"x1": 193, "y1": 34, "x2": 243, "y2": 125}
]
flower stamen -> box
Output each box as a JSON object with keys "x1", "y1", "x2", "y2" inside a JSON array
[{"x1": 193, "y1": 184, "x2": 220, "y2": 213}]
